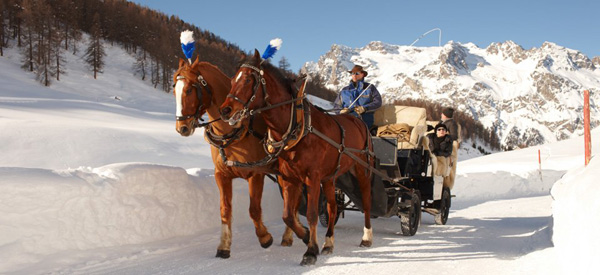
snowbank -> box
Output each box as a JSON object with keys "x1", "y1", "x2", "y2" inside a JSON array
[
  {"x1": 551, "y1": 157, "x2": 600, "y2": 274},
  {"x1": 452, "y1": 129, "x2": 595, "y2": 204},
  {"x1": 0, "y1": 163, "x2": 283, "y2": 272}
]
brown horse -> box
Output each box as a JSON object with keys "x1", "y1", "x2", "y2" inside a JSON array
[
  {"x1": 173, "y1": 57, "x2": 299, "y2": 258},
  {"x1": 220, "y1": 51, "x2": 374, "y2": 265}
]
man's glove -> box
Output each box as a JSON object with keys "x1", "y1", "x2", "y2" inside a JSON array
[
  {"x1": 340, "y1": 108, "x2": 350, "y2": 114},
  {"x1": 354, "y1": 106, "x2": 366, "y2": 114}
]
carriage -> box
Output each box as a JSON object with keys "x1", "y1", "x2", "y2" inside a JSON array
[
  {"x1": 176, "y1": 34, "x2": 459, "y2": 264},
  {"x1": 299, "y1": 105, "x2": 459, "y2": 236}
]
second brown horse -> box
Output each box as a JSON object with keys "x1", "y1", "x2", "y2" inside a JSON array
[{"x1": 220, "y1": 51, "x2": 374, "y2": 265}]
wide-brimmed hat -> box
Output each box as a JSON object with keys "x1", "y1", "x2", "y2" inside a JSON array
[{"x1": 348, "y1": 65, "x2": 368, "y2": 77}]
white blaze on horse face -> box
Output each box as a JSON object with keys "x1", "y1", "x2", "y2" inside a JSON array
[
  {"x1": 234, "y1": 71, "x2": 243, "y2": 83},
  {"x1": 175, "y1": 79, "x2": 185, "y2": 117}
]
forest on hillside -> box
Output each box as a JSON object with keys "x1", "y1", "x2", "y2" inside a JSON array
[
  {"x1": 0, "y1": 0, "x2": 501, "y2": 151},
  {"x1": 0, "y1": 0, "x2": 337, "y2": 97}
]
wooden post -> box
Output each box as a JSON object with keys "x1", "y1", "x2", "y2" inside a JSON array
[
  {"x1": 584, "y1": 90, "x2": 591, "y2": 166},
  {"x1": 538, "y1": 149, "x2": 543, "y2": 182}
]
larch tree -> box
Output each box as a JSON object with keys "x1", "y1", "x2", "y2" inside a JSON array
[
  {"x1": 18, "y1": 0, "x2": 35, "y2": 72},
  {"x1": 278, "y1": 56, "x2": 291, "y2": 74},
  {"x1": 84, "y1": 12, "x2": 105, "y2": 79}
]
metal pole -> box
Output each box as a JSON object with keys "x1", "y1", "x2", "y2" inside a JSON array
[
  {"x1": 584, "y1": 90, "x2": 591, "y2": 166},
  {"x1": 538, "y1": 149, "x2": 542, "y2": 182},
  {"x1": 409, "y1": 28, "x2": 442, "y2": 47}
]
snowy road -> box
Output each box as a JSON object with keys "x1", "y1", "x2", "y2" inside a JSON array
[{"x1": 48, "y1": 195, "x2": 556, "y2": 275}]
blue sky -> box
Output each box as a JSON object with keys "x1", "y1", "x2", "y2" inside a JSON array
[{"x1": 131, "y1": 0, "x2": 599, "y2": 72}]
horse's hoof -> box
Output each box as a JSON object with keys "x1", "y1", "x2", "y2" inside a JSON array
[
  {"x1": 281, "y1": 238, "x2": 293, "y2": 247},
  {"x1": 216, "y1": 249, "x2": 231, "y2": 259},
  {"x1": 261, "y1": 235, "x2": 273, "y2": 248},
  {"x1": 359, "y1": 240, "x2": 372, "y2": 247},
  {"x1": 300, "y1": 253, "x2": 317, "y2": 266},
  {"x1": 321, "y1": 246, "x2": 333, "y2": 255}
]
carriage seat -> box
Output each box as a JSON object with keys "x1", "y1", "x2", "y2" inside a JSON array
[{"x1": 374, "y1": 105, "x2": 427, "y2": 150}]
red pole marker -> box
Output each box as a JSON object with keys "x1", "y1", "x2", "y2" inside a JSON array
[{"x1": 584, "y1": 90, "x2": 591, "y2": 166}]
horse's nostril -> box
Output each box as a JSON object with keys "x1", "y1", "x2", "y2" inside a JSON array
[
  {"x1": 180, "y1": 126, "x2": 189, "y2": 134},
  {"x1": 221, "y1": 107, "x2": 232, "y2": 116}
]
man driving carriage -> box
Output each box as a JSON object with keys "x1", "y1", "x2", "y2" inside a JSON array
[{"x1": 333, "y1": 65, "x2": 382, "y2": 130}]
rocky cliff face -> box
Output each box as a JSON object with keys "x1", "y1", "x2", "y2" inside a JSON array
[{"x1": 302, "y1": 40, "x2": 600, "y2": 149}]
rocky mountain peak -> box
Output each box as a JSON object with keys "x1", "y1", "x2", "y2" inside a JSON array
[{"x1": 486, "y1": 40, "x2": 528, "y2": 64}]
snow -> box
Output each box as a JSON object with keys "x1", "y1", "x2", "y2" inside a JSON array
[{"x1": 1, "y1": 41, "x2": 598, "y2": 274}]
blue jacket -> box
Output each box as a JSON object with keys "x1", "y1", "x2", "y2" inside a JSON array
[{"x1": 333, "y1": 80, "x2": 382, "y2": 128}]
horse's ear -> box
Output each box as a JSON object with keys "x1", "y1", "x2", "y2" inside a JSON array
[
  {"x1": 253, "y1": 49, "x2": 261, "y2": 65},
  {"x1": 193, "y1": 56, "x2": 200, "y2": 65},
  {"x1": 178, "y1": 58, "x2": 187, "y2": 68}
]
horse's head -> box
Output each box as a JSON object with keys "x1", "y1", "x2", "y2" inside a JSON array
[
  {"x1": 220, "y1": 50, "x2": 268, "y2": 128},
  {"x1": 173, "y1": 57, "x2": 214, "y2": 136}
]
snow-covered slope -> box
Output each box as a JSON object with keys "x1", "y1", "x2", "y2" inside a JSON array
[{"x1": 302, "y1": 40, "x2": 600, "y2": 149}]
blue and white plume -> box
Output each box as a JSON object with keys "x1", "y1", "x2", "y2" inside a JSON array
[
  {"x1": 180, "y1": 30, "x2": 195, "y2": 64},
  {"x1": 261, "y1": 38, "x2": 282, "y2": 60}
]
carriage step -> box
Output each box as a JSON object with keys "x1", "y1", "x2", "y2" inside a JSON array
[{"x1": 422, "y1": 208, "x2": 439, "y2": 215}]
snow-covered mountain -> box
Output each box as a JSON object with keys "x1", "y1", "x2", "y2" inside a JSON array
[{"x1": 302, "y1": 40, "x2": 600, "y2": 149}]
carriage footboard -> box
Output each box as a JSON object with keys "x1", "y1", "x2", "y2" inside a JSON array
[{"x1": 335, "y1": 171, "x2": 388, "y2": 217}]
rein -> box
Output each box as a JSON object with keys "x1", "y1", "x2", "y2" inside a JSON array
[{"x1": 230, "y1": 63, "x2": 407, "y2": 185}]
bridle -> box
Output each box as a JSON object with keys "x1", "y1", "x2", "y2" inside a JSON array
[
  {"x1": 225, "y1": 63, "x2": 304, "y2": 124},
  {"x1": 175, "y1": 72, "x2": 217, "y2": 128},
  {"x1": 225, "y1": 64, "x2": 268, "y2": 124}
]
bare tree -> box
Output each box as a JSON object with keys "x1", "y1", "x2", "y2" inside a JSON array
[
  {"x1": 278, "y1": 56, "x2": 291, "y2": 74},
  {"x1": 133, "y1": 49, "x2": 148, "y2": 80},
  {"x1": 150, "y1": 56, "x2": 160, "y2": 88},
  {"x1": 18, "y1": 0, "x2": 35, "y2": 72},
  {"x1": 84, "y1": 12, "x2": 105, "y2": 79},
  {"x1": 0, "y1": 0, "x2": 6, "y2": 56}
]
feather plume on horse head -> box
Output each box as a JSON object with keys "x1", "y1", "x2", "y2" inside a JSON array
[
  {"x1": 261, "y1": 38, "x2": 282, "y2": 61},
  {"x1": 180, "y1": 30, "x2": 195, "y2": 64}
]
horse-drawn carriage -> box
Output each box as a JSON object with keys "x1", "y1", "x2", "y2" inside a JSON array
[
  {"x1": 311, "y1": 105, "x2": 458, "y2": 236},
  {"x1": 175, "y1": 32, "x2": 461, "y2": 265}
]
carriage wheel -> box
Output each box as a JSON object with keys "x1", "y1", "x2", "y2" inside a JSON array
[
  {"x1": 318, "y1": 193, "x2": 342, "y2": 227},
  {"x1": 400, "y1": 191, "x2": 421, "y2": 236},
  {"x1": 434, "y1": 187, "x2": 451, "y2": 225}
]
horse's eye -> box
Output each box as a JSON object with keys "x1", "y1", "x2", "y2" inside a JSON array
[
  {"x1": 245, "y1": 78, "x2": 251, "y2": 84},
  {"x1": 186, "y1": 88, "x2": 193, "y2": 94}
]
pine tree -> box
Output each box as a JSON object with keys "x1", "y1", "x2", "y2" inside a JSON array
[{"x1": 84, "y1": 13, "x2": 105, "y2": 79}]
